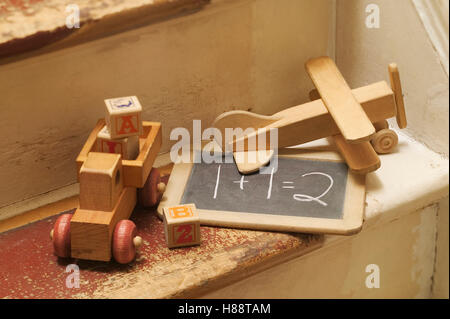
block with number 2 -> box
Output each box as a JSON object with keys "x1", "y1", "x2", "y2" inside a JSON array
[{"x1": 163, "y1": 204, "x2": 201, "y2": 249}]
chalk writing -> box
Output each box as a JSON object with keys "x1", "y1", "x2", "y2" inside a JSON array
[
  {"x1": 233, "y1": 176, "x2": 248, "y2": 190},
  {"x1": 181, "y1": 157, "x2": 348, "y2": 219},
  {"x1": 292, "y1": 172, "x2": 333, "y2": 207},
  {"x1": 212, "y1": 169, "x2": 334, "y2": 207}
]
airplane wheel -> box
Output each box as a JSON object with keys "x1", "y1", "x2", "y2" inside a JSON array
[
  {"x1": 112, "y1": 220, "x2": 142, "y2": 264},
  {"x1": 138, "y1": 168, "x2": 166, "y2": 207},
  {"x1": 371, "y1": 129, "x2": 398, "y2": 154},
  {"x1": 52, "y1": 214, "x2": 72, "y2": 258},
  {"x1": 373, "y1": 120, "x2": 389, "y2": 132}
]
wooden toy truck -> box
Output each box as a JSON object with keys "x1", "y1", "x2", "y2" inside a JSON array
[
  {"x1": 213, "y1": 57, "x2": 407, "y2": 175},
  {"x1": 50, "y1": 120, "x2": 165, "y2": 264}
]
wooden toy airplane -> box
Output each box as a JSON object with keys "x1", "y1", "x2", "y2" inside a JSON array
[{"x1": 212, "y1": 56, "x2": 407, "y2": 175}]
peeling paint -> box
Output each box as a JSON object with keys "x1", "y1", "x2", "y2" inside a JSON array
[
  {"x1": 0, "y1": 205, "x2": 321, "y2": 298},
  {"x1": 411, "y1": 204, "x2": 438, "y2": 298}
]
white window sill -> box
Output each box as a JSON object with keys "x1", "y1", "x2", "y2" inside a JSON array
[{"x1": 323, "y1": 130, "x2": 448, "y2": 244}]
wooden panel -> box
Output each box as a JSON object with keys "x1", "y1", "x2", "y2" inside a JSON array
[
  {"x1": 309, "y1": 87, "x2": 381, "y2": 175},
  {"x1": 388, "y1": 63, "x2": 407, "y2": 129},
  {"x1": 77, "y1": 120, "x2": 162, "y2": 188},
  {"x1": 0, "y1": 0, "x2": 210, "y2": 63},
  {"x1": 79, "y1": 152, "x2": 123, "y2": 211},
  {"x1": 333, "y1": 135, "x2": 381, "y2": 175},
  {"x1": 76, "y1": 119, "x2": 105, "y2": 179},
  {"x1": 305, "y1": 56, "x2": 375, "y2": 143},
  {"x1": 0, "y1": 193, "x2": 323, "y2": 298},
  {"x1": 129, "y1": 122, "x2": 162, "y2": 188},
  {"x1": 71, "y1": 186, "x2": 136, "y2": 261},
  {"x1": 224, "y1": 81, "x2": 396, "y2": 152}
]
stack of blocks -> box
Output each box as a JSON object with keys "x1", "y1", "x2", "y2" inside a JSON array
[
  {"x1": 71, "y1": 96, "x2": 144, "y2": 261},
  {"x1": 96, "y1": 96, "x2": 143, "y2": 160},
  {"x1": 163, "y1": 204, "x2": 201, "y2": 248},
  {"x1": 71, "y1": 152, "x2": 137, "y2": 261}
]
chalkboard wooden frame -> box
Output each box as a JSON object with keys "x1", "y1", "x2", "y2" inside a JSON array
[{"x1": 157, "y1": 149, "x2": 366, "y2": 235}]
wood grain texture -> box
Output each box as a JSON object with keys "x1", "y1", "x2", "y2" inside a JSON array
[
  {"x1": 0, "y1": 184, "x2": 323, "y2": 298},
  {"x1": 333, "y1": 135, "x2": 381, "y2": 175},
  {"x1": 79, "y1": 152, "x2": 123, "y2": 212},
  {"x1": 388, "y1": 63, "x2": 407, "y2": 129},
  {"x1": 212, "y1": 110, "x2": 279, "y2": 136},
  {"x1": 214, "y1": 81, "x2": 396, "y2": 152},
  {"x1": 71, "y1": 186, "x2": 137, "y2": 261},
  {"x1": 305, "y1": 56, "x2": 375, "y2": 143},
  {"x1": 309, "y1": 87, "x2": 381, "y2": 175},
  {"x1": 76, "y1": 120, "x2": 162, "y2": 188},
  {"x1": 0, "y1": 0, "x2": 210, "y2": 62}
]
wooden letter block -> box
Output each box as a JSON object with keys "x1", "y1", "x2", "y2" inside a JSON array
[
  {"x1": 79, "y1": 152, "x2": 123, "y2": 212},
  {"x1": 96, "y1": 125, "x2": 139, "y2": 160},
  {"x1": 163, "y1": 204, "x2": 201, "y2": 248},
  {"x1": 105, "y1": 96, "x2": 143, "y2": 139}
]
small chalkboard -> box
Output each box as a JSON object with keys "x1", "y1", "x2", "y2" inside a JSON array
[{"x1": 158, "y1": 149, "x2": 366, "y2": 235}]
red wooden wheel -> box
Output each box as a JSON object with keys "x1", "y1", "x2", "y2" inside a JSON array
[
  {"x1": 112, "y1": 220, "x2": 139, "y2": 264},
  {"x1": 138, "y1": 168, "x2": 165, "y2": 207},
  {"x1": 52, "y1": 214, "x2": 72, "y2": 258}
]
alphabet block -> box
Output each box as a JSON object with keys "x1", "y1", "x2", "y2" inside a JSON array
[
  {"x1": 79, "y1": 152, "x2": 124, "y2": 212},
  {"x1": 105, "y1": 96, "x2": 143, "y2": 139},
  {"x1": 163, "y1": 204, "x2": 201, "y2": 248},
  {"x1": 96, "y1": 125, "x2": 139, "y2": 160}
]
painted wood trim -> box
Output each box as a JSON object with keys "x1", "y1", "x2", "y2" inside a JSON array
[{"x1": 0, "y1": 0, "x2": 210, "y2": 63}]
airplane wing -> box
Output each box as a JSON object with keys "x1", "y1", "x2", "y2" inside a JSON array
[{"x1": 306, "y1": 56, "x2": 375, "y2": 143}]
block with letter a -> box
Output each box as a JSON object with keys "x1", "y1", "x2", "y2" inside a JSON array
[
  {"x1": 104, "y1": 96, "x2": 143, "y2": 139},
  {"x1": 163, "y1": 204, "x2": 201, "y2": 248},
  {"x1": 96, "y1": 125, "x2": 139, "y2": 160}
]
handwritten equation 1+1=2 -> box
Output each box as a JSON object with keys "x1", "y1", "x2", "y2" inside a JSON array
[{"x1": 213, "y1": 165, "x2": 334, "y2": 207}]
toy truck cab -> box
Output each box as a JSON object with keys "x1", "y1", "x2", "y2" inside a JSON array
[{"x1": 51, "y1": 120, "x2": 164, "y2": 264}]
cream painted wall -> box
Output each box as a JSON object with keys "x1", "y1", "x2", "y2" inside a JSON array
[
  {"x1": 0, "y1": 0, "x2": 334, "y2": 211},
  {"x1": 202, "y1": 205, "x2": 438, "y2": 298},
  {"x1": 335, "y1": 0, "x2": 448, "y2": 299},
  {"x1": 336, "y1": 0, "x2": 449, "y2": 157},
  {"x1": 433, "y1": 197, "x2": 449, "y2": 298}
]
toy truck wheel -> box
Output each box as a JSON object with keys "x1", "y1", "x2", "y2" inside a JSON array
[
  {"x1": 371, "y1": 129, "x2": 398, "y2": 154},
  {"x1": 138, "y1": 168, "x2": 165, "y2": 207},
  {"x1": 52, "y1": 214, "x2": 72, "y2": 258},
  {"x1": 112, "y1": 220, "x2": 140, "y2": 264}
]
